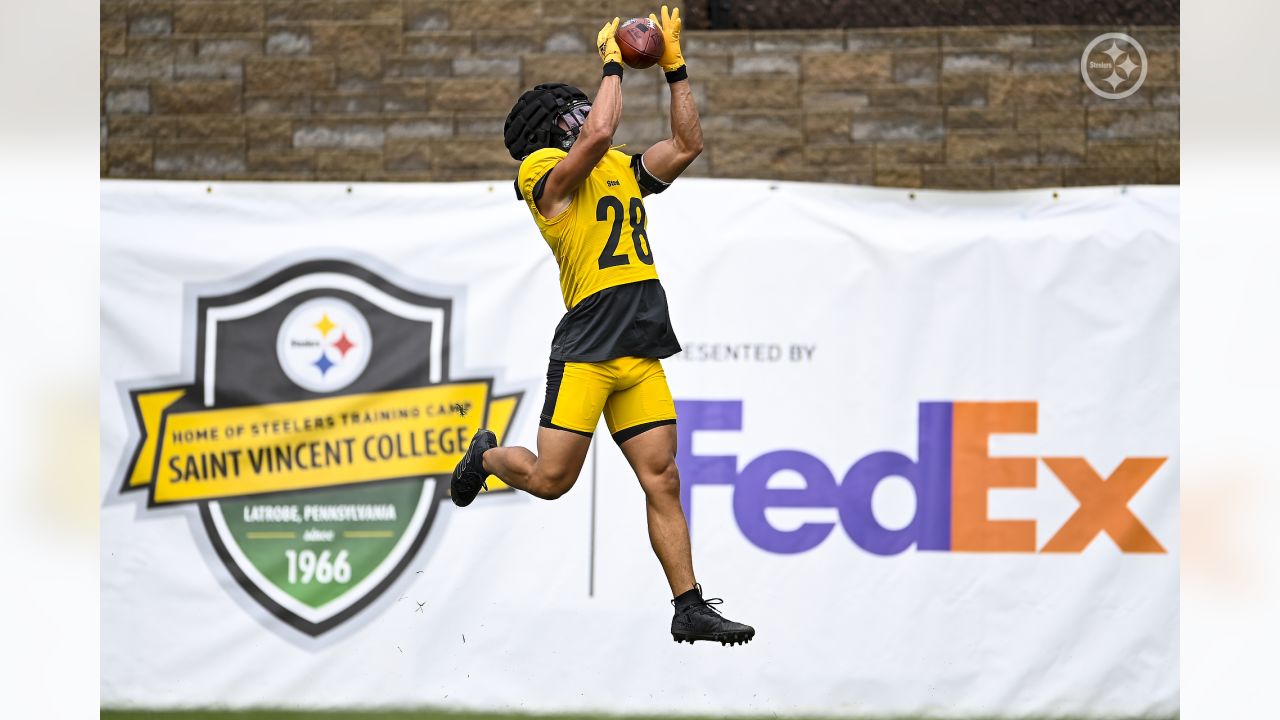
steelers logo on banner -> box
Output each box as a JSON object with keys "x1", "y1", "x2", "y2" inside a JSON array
[
  {"x1": 114, "y1": 257, "x2": 528, "y2": 637},
  {"x1": 277, "y1": 297, "x2": 372, "y2": 393}
]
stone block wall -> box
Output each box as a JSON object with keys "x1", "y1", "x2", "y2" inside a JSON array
[{"x1": 100, "y1": 1, "x2": 1178, "y2": 188}]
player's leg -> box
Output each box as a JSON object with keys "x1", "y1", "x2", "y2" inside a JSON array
[
  {"x1": 613, "y1": 422, "x2": 694, "y2": 595},
  {"x1": 606, "y1": 359, "x2": 690, "y2": 593},
  {"x1": 452, "y1": 359, "x2": 610, "y2": 506},
  {"x1": 482, "y1": 426, "x2": 590, "y2": 500},
  {"x1": 607, "y1": 357, "x2": 755, "y2": 645}
]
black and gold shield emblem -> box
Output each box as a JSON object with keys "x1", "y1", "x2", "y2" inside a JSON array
[{"x1": 117, "y1": 258, "x2": 522, "y2": 636}]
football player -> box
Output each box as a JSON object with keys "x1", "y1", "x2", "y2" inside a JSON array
[{"x1": 452, "y1": 7, "x2": 755, "y2": 646}]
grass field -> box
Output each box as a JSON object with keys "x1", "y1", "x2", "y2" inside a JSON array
[{"x1": 100, "y1": 711, "x2": 1178, "y2": 720}]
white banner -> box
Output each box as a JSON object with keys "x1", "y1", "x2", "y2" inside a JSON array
[{"x1": 101, "y1": 180, "x2": 1178, "y2": 717}]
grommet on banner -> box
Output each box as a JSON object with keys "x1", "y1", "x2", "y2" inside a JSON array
[
  {"x1": 205, "y1": 186, "x2": 212, "y2": 194},
  {"x1": 1052, "y1": 191, "x2": 1059, "y2": 200},
  {"x1": 908, "y1": 192, "x2": 916, "y2": 201},
  {"x1": 346, "y1": 186, "x2": 353, "y2": 194}
]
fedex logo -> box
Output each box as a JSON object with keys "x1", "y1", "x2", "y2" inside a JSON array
[{"x1": 675, "y1": 400, "x2": 1167, "y2": 555}]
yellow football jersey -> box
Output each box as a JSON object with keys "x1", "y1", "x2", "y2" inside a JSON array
[{"x1": 517, "y1": 147, "x2": 660, "y2": 309}]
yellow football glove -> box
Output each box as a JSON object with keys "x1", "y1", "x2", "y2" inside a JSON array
[
  {"x1": 597, "y1": 17, "x2": 621, "y2": 65},
  {"x1": 649, "y1": 5, "x2": 685, "y2": 72}
]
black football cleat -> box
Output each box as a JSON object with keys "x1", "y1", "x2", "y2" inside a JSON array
[
  {"x1": 671, "y1": 585, "x2": 755, "y2": 646},
  {"x1": 450, "y1": 428, "x2": 496, "y2": 507}
]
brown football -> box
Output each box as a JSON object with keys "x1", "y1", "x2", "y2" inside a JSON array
[{"x1": 616, "y1": 17, "x2": 664, "y2": 70}]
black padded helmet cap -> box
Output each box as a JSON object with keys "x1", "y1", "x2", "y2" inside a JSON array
[{"x1": 503, "y1": 83, "x2": 590, "y2": 161}]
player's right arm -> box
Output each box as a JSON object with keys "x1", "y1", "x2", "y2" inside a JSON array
[{"x1": 536, "y1": 18, "x2": 625, "y2": 219}]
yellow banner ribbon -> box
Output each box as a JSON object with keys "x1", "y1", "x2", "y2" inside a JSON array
[{"x1": 129, "y1": 383, "x2": 519, "y2": 504}]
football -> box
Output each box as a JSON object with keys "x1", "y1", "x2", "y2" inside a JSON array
[{"x1": 616, "y1": 17, "x2": 665, "y2": 69}]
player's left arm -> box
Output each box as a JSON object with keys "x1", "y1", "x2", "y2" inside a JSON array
[{"x1": 636, "y1": 5, "x2": 702, "y2": 194}]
